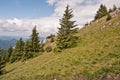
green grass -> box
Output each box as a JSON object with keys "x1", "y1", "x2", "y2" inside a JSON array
[{"x1": 0, "y1": 14, "x2": 120, "y2": 80}]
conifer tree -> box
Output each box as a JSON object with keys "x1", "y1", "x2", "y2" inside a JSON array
[
  {"x1": 10, "y1": 38, "x2": 24, "y2": 63},
  {"x1": 22, "y1": 26, "x2": 44, "y2": 61},
  {"x1": 22, "y1": 40, "x2": 33, "y2": 61},
  {"x1": 13, "y1": 38, "x2": 24, "y2": 53},
  {"x1": 30, "y1": 26, "x2": 40, "y2": 52},
  {"x1": 5, "y1": 46, "x2": 13, "y2": 62},
  {"x1": 94, "y1": 4, "x2": 108, "y2": 20},
  {"x1": 56, "y1": 5, "x2": 77, "y2": 51},
  {"x1": 24, "y1": 40, "x2": 32, "y2": 53}
]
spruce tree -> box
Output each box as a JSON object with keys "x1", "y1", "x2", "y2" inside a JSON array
[
  {"x1": 56, "y1": 5, "x2": 77, "y2": 51},
  {"x1": 30, "y1": 26, "x2": 40, "y2": 52},
  {"x1": 22, "y1": 26, "x2": 43, "y2": 61},
  {"x1": 5, "y1": 46, "x2": 13, "y2": 62},
  {"x1": 10, "y1": 38, "x2": 24, "y2": 63},
  {"x1": 24, "y1": 40, "x2": 32, "y2": 53},
  {"x1": 22, "y1": 40, "x2": 33, "y2": 61},
  {"x1": 94, "y1": 4, "x2": 108, "y2": 20},
  {"x1": 13, "y1": 38, "x2": 24, "y2": 53}
]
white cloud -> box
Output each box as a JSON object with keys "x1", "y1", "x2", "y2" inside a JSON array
[
  {"x1": 0, "y1": 0, "x2": 120, "y2": 38},
  {"x1": 0, "y1": 17, "x2": 59, "y2": 37},
  {"x1": 7, "y1": 18, "x2": 23, "y2": 26},
  {"x1": 46, "y1": 0, "x2": 57, "y2": 5},
  {"x1": 50, "y1": 0, "x2": 120, "y2": 25}
]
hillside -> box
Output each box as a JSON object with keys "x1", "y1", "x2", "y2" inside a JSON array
[{"x1": 0, "y1": 13, "x2": 120, "y2": 80}]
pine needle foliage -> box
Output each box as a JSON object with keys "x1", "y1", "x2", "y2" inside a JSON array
[{"x1": 56, "y1": 5, "x2": 77, "y2": 52}]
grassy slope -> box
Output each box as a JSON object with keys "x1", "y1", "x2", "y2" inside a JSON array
[{"x1": 0, "y1": 14, "x2": 120, "y2": 80}]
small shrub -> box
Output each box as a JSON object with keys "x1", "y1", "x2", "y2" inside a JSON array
[
  {"x1": 50, "y1": 37, "x2": 54, "y2": 43},
  {"x1": 53, "y1": 47, "x2": 62, "y2": 53},
  {"x1": 45, "y1": 46, "x2": 52, "y2": 52},
  {"x1": 106, "y1": 14, "x2": 112, "y2": 21}
]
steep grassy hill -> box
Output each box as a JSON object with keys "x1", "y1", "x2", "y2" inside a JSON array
[{"x1": 0, "y1": 14, "x2": 120, "y2": 80}]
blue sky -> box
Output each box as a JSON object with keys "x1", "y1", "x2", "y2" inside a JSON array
[
  {"x1": 0, "y1": 0, "x2": 120, "y2": 37},
  {"x1": 0, "y1": 0, "x2": 54, "y2": 19}
]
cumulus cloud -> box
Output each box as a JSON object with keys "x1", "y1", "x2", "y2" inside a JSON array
[
  {"x1": 0, "y1": 0, "x2": 120, "y2": 37},
  {"x1": 49, "y1": 0, "x2": 120, "y2": 26},
  {"x1": 0, "y1": 19, "x2": 29, "y2": 37},
  {"x1": 0, "y1": 17, "x2": 59, "y2": 37}
]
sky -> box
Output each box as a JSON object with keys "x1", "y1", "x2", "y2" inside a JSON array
[{"x1": 0, "y1": 0, "x2": 120, "y2": 38}]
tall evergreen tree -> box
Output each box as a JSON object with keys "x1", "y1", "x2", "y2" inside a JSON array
[
  {"x1": 10, "y1": 38, "x2": 24, "y2": 63},
  {"x1": 94, "y1": 4, "x2": 108, "y2": 20},
  {"x1": 24, "y1": 40, "x2": 32, "y2": 53},
  {"x1": 56, "y1": 5, "x2": 77, "y2": 51},
  {"x1": 30, "y1": 26, "x2": 40, "y2": 52},
  {"x1": 22, "y1": 40, "x2": 33, "y2": 61},
  {"x1": 13, "y1": 38, "x2": 24, "y2": 53},
  {"x1": 5, "y1": 46, "x2": 13, "y2": 62},
  {"x1": 22, "y1": 26, "x2": 44, "y2": 61}
]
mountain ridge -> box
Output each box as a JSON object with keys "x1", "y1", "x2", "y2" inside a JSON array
[{"x1": 0, "y1": 39, "x2": 16, "y2": 50}]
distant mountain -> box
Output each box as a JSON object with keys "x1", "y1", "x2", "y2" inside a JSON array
[
  {"x1": 0, "y1": 36, "x2": 18, "y2": 50},
  {"x1": 0, "y1": 36, "x2": 19, "y2": 40},
  {"x1": 0, "y1": 36, "x2": 45, "y2": 50}
]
